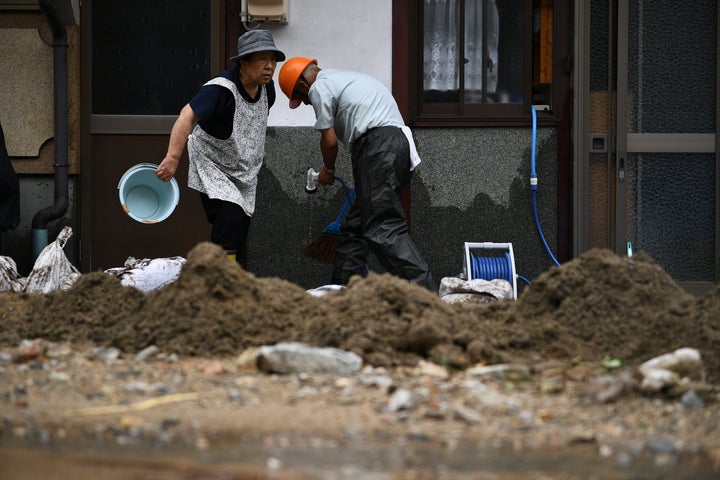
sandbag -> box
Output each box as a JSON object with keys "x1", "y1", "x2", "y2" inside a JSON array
[
  {"x1": 24, "y1": 226, "x2": 81, "y2": 294},
  {"x1": 0, "y1": 255, "x2": 25, "y2": 292},
  {"x1": 105, "y1": 256, "x2": 186, "y2": 293},
  {"x1": 438, "y1": 276, "x2": 514, "y2": 305}
]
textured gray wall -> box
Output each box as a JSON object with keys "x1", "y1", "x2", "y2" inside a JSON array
[
  {"x1": 251, "y1": 126, "x2": 559, "y2": 294},
  {"x1": 2, "y1": 126, "x2": 558, "y2": 295}
]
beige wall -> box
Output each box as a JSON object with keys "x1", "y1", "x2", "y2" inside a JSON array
[{"x1": 0, "y1": 9, "x2": 80, "y2": 174}]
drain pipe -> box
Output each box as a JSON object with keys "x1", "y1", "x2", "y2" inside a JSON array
[{"x1": 32, "y1": 0, "x2": 70, "y2": 259}]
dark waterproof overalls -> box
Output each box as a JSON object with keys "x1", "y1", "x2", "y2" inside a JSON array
[{"x1": 330, "y1": 126, "x2": 436, "y2": 292}]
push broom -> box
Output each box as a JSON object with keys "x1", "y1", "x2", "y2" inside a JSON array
[{"x1": 304, "y1": 174, "x2": 354, "y2": 264}]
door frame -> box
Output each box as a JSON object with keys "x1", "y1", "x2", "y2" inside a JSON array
[{"x1": 574, "y1": 0, "x2": 720, "y2": 294}]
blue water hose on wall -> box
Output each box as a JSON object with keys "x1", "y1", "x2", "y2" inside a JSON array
[
  {"x1": 464, "y1": 107, "x2": 558, "y2": 295},
  {"x1": 530, "y1": 106, "x2": 560, "y2": 267}
]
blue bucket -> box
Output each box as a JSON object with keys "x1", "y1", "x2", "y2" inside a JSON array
[{"x1": 118, "y1": 163, "x2": 179, "y2": 223}]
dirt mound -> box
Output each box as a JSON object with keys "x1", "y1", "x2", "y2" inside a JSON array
[
  {"x1": 114, "y1": 243, "x2": 327, "y2": 356},
  {"x1": 300, "y1": 272, "x2": 471, "y2": 367},
  {"x1": 0, "y1": 273, "x2": 147, "y2": 346},
  {"x1": 486, "y1": 250, "x2": 707, "y2": 367},
  {"x1": 0, "y1": 243, "x2": 718, "y2": 379}
]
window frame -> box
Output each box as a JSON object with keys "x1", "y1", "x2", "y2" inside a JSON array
[
  {"x1": 393, "y1": 0, "x2": 567, "y2": 127},
  {"x1": 88, "y1": 0, "x2": 226, "y2": 135}
]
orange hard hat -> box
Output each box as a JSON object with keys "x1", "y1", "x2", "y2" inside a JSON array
[{"x1": 278, "y1": 57, "x2": 317, "y2": 109}]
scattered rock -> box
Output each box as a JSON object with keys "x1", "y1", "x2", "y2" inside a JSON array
[
  {"x1": 256, "y1": 342, "x2": 363, "y2": 376},
  {"x1": 13, "y1": 339, "x2": 46, "y2": 364},
  {"x1": 639, "y1": 348, "x2": 705, "y2": 392}
]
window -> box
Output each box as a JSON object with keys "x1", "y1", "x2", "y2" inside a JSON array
[
  {"x1": 402, "y1": 0, "x2": 557, "y2": 124},
  {"x1": 91, "y1": 2, "x2": 213, "y2": 116},
  {"x1": 89, "y1": 0, "x2": 225, "y2": 134}
]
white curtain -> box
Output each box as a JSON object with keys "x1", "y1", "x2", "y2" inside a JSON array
[
  {"x1": 423, "y1": 0, "x2": 459, "y2": 92},
  {"x1": 465, "y1": 0, "x2": 499, "y2": 95},
  {"x1": 423, "y1": 0, "x2": 499, "y2": 97}
]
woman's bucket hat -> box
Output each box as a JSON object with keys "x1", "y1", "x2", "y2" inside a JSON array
[{"x1": 228, "y1": 29, "x2": 286, "y2": 62}]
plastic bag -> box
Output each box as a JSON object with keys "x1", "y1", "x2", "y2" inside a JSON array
[
  {"x1": 105, "y1": 256, "x2": 186, "y2": 293},
  {"x1": 305, "y1": 284, "x2": 344, "y2": 297},
  {"x1": 0, "y1": 255, "x2": 25, "y2": 292},
  {"x1": 438, "y1": 276, "x2": 513, "y2": 305},
  {"x1": 24, "y1": 226, "x2": 81, "y2": 294}
]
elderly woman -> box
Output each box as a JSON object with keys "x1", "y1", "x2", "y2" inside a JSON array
[{"x1": 156, "y1": 30, "x2": 285, "y2": 269}]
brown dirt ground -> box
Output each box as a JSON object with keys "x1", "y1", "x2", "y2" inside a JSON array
[
  {"x1": 1, "y1": 242, "x2": 719, "y2": 477},
  {"x1": 2, "y1": 242, "x2": 718, "y2": 377}
]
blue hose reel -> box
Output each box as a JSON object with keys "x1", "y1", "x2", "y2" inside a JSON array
[{"x1": 463, "y1": 242, "x2": 518, "y2": 299}]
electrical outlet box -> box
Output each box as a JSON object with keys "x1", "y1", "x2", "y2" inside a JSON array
[{"x1": 248, "y1": 0, "x2": 288, "y2": 23}]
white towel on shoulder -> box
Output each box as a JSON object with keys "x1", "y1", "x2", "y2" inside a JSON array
[{"x1": 400, "y1": 126, "x2": 421, "y2": 171}]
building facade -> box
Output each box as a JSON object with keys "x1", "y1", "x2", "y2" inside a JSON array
[{"x1": 1, "y1": 0, "x2": 717, "y2": 294}]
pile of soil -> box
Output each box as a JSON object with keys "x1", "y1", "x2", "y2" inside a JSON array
[{"x1": 1, "y1": 242, "x2": 719, "y2": 379}]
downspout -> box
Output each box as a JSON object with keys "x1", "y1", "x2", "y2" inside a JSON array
[{"x1": 32, "y1": 0, "x2": 70, "y2": 258}]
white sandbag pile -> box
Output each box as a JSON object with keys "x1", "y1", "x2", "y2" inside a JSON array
[
  {"x1": 0, "y1": 225, "x2": 80, "y2": 294},
  {"x1": 1, "y1": 226, "x2": 186, "y2": 294}
]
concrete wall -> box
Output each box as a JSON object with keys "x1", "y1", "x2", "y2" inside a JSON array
[{"x1": 249, "y1": 125, "x2": 558, "y2": 292}]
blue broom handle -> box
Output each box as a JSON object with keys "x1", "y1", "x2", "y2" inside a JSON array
[
  {"x1": 333, "y1": 175, "x2": 354, "y2": 223},
  {"x1": 334, "y1": 175, "x2": 351, "y2": 199},
  {"x1": 334, "y1": 189, "x2": 355, "y2": 222}
]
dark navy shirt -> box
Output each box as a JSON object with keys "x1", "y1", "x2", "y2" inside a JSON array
[{"x1": 189, "y1": 65, "x2": 276, "y2": 140}]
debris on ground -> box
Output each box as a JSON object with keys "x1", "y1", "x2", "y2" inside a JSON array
[{"x1": 0, "y1": 242, "x2": 719, "y2": 475}]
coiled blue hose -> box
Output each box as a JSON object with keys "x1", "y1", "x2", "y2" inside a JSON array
[{"x1": 469, "y1": 253, "x2": 514, "y2": 284}]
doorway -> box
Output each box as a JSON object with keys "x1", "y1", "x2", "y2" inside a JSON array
[
  {"x1": 576, "y1": 0, "x2": 719, "y2": 294},
  {"x1": 81, "y1": 1, "x2": 227, "y2": 270}
]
